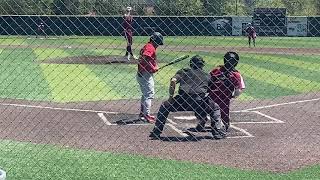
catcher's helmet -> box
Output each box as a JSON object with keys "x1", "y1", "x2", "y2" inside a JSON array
[
  {"x1": 190, "y1": 55, "x2": 205, "y2": 69},
  {"x1": 224, "y1": 51, "x2": 239, "y2": 69},
  {"x1": 150, "y1": 32, "x2": 164, "y2": 46}
]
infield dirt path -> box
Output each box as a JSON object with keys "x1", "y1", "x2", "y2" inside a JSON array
[{"x1": 1, "y1": 44, "x2": 320, "y2": 55}]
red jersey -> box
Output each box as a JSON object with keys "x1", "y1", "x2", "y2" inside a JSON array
[
  {"x1": 209, "y1": 66, "x2": 245, "y2": 101},
  {"x1": 246, "y1": 26, "x2": 256, "y2": 37},
  {"x1": 138, "y1": 42, "x2": 158, "y2": 73},
  {"x1": 123, "y1": 14, "x2": 133, "y2": 31}
]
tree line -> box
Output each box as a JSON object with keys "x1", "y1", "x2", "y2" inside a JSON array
[{"x1": 0, "y1": 0, "x2": 319, "y2": 16}]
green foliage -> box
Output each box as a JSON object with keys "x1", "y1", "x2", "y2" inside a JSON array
[
  {"x1": 315, "y1": 0, "x2": 320, "y2": 15},
  {"x1": 202, "y1": 0, "x2": 224, "y2": 15},
  {"x1": 0, "y1": 0, "x2": 319, "y2": 16},
  {"x1": 254, "y1": 0, "x2": 285, "y2": 8},
  {"x1": 94, "y1": 0, "x2": 122, "y2": 15},
  {"x1": 51, "y1": 0, "x2": 81, "y2": 15},
  {"x1": 155, "y1": 0, "x2": 203, "y2": 15},
  {"x1": 0, "y1": 0, "x2": 33, "y2": 14}
]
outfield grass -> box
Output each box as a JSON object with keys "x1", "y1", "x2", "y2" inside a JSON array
[
  {"x1": 2, "y1": 36, "x2": 320, "y2": 48},
  {"x1": 0, "y1": 139, "x2": 319, "y2": 180},
  {"x1": 0, "y1": 36, "x2": 320, "y2": 102}
]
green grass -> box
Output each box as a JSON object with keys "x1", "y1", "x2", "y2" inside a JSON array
[
  {"x1": 0, "y1": 48, "x2": 51, "y2": 101},
  {"x1": 3, "y1": 36, "x2": 320, "y2": 48},
  {"x1": 0, "y1": 39, "x2": 320, "y2": 102},
  {"x1": 78, "y1": 36, "x2": 320, "y2": 48},
  {"x1": 0, "y1": 139, "x2": 319, "y2": 180}
]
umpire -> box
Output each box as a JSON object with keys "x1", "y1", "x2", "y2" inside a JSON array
[{"x1": 149, "y1": 55, "x2": 226, "y2": 140}]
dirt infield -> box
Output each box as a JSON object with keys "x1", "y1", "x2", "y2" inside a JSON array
[
  {"x1": 0, "y1": 92, "x2": 319, "y2": 172},
  {"x1": 43, "y1": 55, "x2": 138, "y2": 65},
  {"x1": 2, "y1": 44, "x2": 320, "y2": 55}
]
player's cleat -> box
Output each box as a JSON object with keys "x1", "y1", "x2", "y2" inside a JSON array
[
  {"x1": 195, "y1": 122, "x2": 206, "y2": 132},
  {"x1": 149, "y1": 131, "x2": 161, "y2": 140},
  {"x1": 225, "y1": 123, "x2": 230, "y2": 132},
  {"x1": 187, "y1": 124, "x2": 206, "y2": 132},
  {"x1": 144, "y1": 114, "x2": 156, "y2": 123},
  {"x1": 132, "y1": 55, "x2": 138, "y2": 60},
  {"x1": 127, "y1": 54, "x2": 131, "y2": 61},
  {"x1": 212, "y1": 128, "x2": 227, "y2": 140},
  {"x1": 138, "y1": 112, "x2": 144, "y2": 118}
]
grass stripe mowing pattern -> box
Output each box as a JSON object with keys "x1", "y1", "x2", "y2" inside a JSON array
[
  {"x1": 241, "y1": 76, "x2": 299, "y2": 99},
  {"x1": 87, "y1": 64, "x2": 141, "y2": 99},
  {"x1": 0, "y1": 37, "x2": 28, "y2": 45},
  {"x1": 88, "y1": 64, "x2": 173, "y2": 100},
  {"x1": 247, "y1": 54, "x2": 320, "y2": 72},
  {"x1": 40, "y1": 63, "x2": 117, "y2": 102},
  {"x1": 33, "y1": 48, "x2": 70, "y2": 61},
  {"x1": 241, "y1": 54, "x2": 320, "y2": 83},
  {"x1": 0, "y1": 37, "x2": 320, "y2": 102},
  {"x1": 0, "y1": 139, "x2": 319, "y2": 180},
  {"x1": 240, "y1": 64, "x2": 320, "y2": 93},
  {"x1": 0, "y1": 48, "x2": 51, "y2": 101}
]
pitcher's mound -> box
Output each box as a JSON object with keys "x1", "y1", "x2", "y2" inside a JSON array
[{"x1": 42, "y1": 55, "x2": 138, "y2": 65}]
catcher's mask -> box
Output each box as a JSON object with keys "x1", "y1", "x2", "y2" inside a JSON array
[{"x1": 190, "y1": 55, "x2": 205, "y2": 69}]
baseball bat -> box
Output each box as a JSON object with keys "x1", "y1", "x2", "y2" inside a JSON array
[{"x1": 158, "y1": 55, "x2": 189, "y2": 70}]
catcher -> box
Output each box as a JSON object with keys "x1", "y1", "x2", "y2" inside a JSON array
[
  {"x1": 149, "y1": 55, "x2": 226, "y2": 140},
  {"x1": 194, "y1": 52, "x2": 245, "y2": 132}
]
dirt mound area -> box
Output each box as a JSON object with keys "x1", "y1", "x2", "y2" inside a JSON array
[{"x1": 42, "y1": 55, "x2": 138, "y2": 65}]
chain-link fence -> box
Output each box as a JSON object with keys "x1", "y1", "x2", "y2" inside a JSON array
[{"x1": 0, "y1": 0, "x2": 320, "y2": 179}]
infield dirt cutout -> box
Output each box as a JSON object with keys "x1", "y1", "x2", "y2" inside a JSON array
[{"x1": 42, "y1": 55, "x2": 138, "y2": 65}]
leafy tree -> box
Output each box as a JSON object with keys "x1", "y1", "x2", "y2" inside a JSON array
[
  {"x1": 315, "y1": 0, "x2": 320, "y2": 15},
  {"x1": 242, "y1": 0, "x2": 255, "y2": 15},
  {"x1": 51, "y1": 0, "x2": 80, "y2": 15},
  {"x1": 202, "y1": 0, "x2": 225, "y2": 15},
  {"x1": 94, "y1": 0, "x2": 122, "y2": 15},
  {"x1": 0, "y1": 0, "x2": 30, "y2": 14},
  {"x1": 155, "y1": 0, "x2": 203, "y2": 15},
  {"x1": 254, "y1": 0, "x2": 285, "y2": 7},
  {"x1": 78, "y1": 0, "x2": 95, "y2": 15}
]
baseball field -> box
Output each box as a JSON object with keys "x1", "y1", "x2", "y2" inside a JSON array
[{"x1": 0, "y1": 36, "x2": 319, "y2": 179}]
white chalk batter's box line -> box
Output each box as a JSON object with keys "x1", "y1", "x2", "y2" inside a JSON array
[
  {"x1": 0, "y1": 97, "x2": 318, "y2": 139},
  {"x1": 99, "y1": 112, "x2": 256, "y2": 139},
  {"x1": 173, "y1": 110, "x2": 285, "y2": 125},
  {"x1": 168, "y1": 110, "x2": 284, "y2": 139}
]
